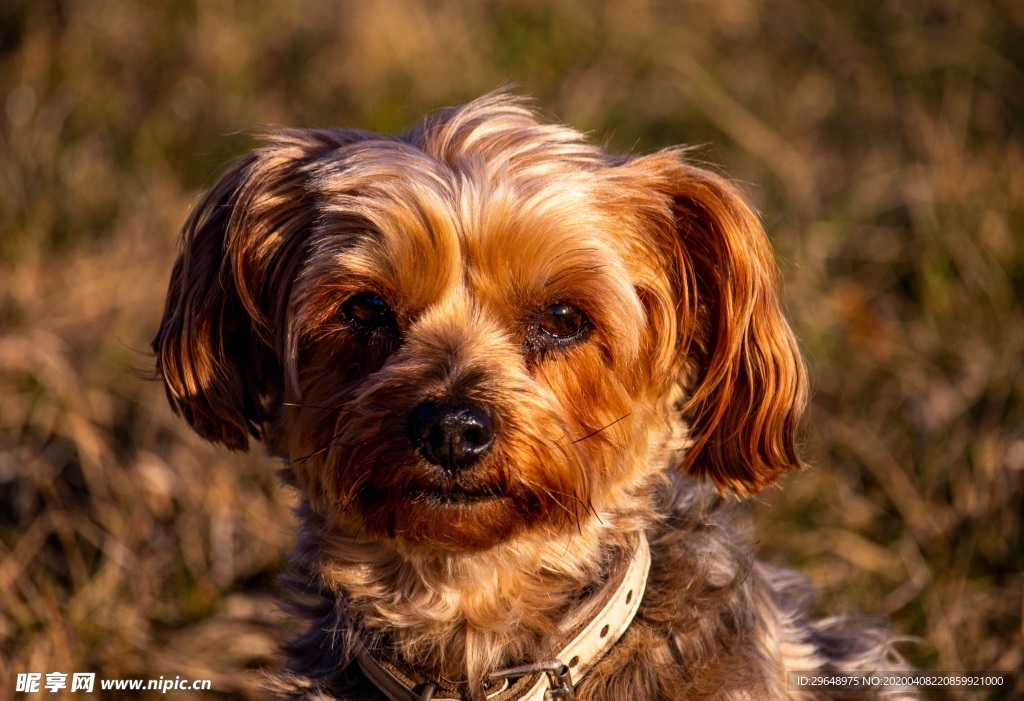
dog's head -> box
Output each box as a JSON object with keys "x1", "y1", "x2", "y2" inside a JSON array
[{"x1": 153, "y1": 94, "x2": 806, "y2": 553}]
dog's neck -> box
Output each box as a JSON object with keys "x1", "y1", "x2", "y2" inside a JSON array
[{"x1": 288, "y1": 491, "x2": 656, "y2": 696}]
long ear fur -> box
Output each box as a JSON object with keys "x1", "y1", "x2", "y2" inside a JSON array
[
  {"x1": 152, "y1": 129, "x2": 359, "y2": 449},
  {"x1": 644, "y1": 154, "x2": 807, "y2": 495}
]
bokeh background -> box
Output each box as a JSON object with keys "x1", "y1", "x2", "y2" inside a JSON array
[{"x1": 1, "y1": 1, "x2": 1021, "y2": 699}]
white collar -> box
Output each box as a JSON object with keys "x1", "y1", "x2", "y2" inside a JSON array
[{"x1": 355, "y1": 532, "x2": 651, "y2": 701}]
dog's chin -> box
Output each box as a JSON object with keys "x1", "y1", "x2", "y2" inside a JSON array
[{"x1": 357, "y1": 486, "x2": 528, "y2": 552}]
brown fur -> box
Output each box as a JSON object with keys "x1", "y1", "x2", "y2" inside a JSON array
[{"x1": 153, "y1": 93, "x2": 914, "y2": 699}]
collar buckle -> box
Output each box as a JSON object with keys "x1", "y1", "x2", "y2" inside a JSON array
[{"x1": 489, "y1": 660, "x2": 575, "y2": 700}]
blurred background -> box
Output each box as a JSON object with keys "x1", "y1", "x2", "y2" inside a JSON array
[{"x1": 1, "y1": 0, "x2": 1021, "y2": 698}]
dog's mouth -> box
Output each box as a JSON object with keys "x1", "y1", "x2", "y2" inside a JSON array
[
  {"x1": 409, "y1": 485, "x2": 507, "y2": 506},
  {"x1": 355, "y1": 480, "x2": 525, "y2": 551},
  {"x1": 361, "y1": 481, "x2": 510, "y2": 508}
]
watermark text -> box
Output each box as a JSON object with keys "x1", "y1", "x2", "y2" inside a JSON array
[{"x1": 16, "y1": 673, "x2": 212, "y2": 694}]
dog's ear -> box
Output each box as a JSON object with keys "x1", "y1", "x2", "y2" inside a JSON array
[
  {"x1": 639, "y1": 154, "x2": 807, "y2": 495},
  {"x1": 152, "y1": 130, "x2": 354, "y2": 450}
]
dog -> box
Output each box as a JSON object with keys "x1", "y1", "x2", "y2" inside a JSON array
[{"x1": 153, "y1": 93, "x2": 914, "y2": 700}]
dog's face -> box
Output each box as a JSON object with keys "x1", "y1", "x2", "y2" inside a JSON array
[{"x1": 153, "y1": 95, "x2": 806, "y2": 554}]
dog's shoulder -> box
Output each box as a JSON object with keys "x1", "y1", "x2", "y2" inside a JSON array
[{"x1": 574, "y1": 481, "x2": 917, "y2": 700}]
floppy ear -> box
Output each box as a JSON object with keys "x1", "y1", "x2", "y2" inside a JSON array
[
  {"x1": 642, "y1": 154, "x2": 807, "y2": 495},
  {"x1": 152, "y1": 129, "x2": 356, "y2": 449}
]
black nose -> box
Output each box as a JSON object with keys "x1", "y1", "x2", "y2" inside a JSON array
[{"x1": 408, "y1": 400, "x2": 495, "y2": 472}]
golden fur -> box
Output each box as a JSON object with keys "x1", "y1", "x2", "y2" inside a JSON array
[{"x1": 153, "y1": 93, "x2": 913, "y2": 699}]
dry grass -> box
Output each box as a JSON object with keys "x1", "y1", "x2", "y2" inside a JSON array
[{"x1": 1, "y1": 1, "x2": 1021, "y2": 699}]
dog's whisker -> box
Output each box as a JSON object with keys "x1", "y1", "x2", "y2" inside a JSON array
[
  {"x1": 284, "y1": 401, "x2": 358, "y2": 413},
  {"x1": 560, "y1": 413, "x2": 631, "y2": 447},
  {"x1": 539, "y1": 485, "x2": 583, "y2": 534},
  {"x1": 535, "y1": 485, "x2": 589, "y2": 533},
  {"x1": 570, "y1": 487, "x2": 601, "y2": 523},
  {"x1": 294, "y1": 433, "x2": 355, "y2": 464},
  {"x1": 334, "y1": 479, "x2": 366, "y2": 515},
  {"x1": 559, "y1": 487, "x2": 602, "y2": 526},
  {"x1": 294, "y1": 446, "x2": 332, "y2": 464}
]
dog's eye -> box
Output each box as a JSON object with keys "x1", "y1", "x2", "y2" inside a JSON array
[
  {"x1": 342, "y1": 292, "x2": 396, "y2": 332},
  {"x1": 538, "y1": 303, "x2": 588, "y2": 339}
]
